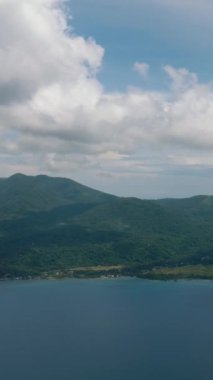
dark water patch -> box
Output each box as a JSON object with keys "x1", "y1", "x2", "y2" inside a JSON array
[{"x1": 0, "y1": 279, "x2": 213, "y2": 380}]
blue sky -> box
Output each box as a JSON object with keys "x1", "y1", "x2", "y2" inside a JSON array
[
  {"x1": 69, "y1": 0, "x2": 213, "y2": 90},
  {"x1": 1, "y1": 0, "x2": 213, "y2": 198}
]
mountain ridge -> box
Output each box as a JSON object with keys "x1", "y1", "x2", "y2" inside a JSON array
[
  {"x1": 0, "y1": 173, "x2": 213, "y2": 278},
  {"x1": 0, "y1": 173, "x2": 116, "y2": 219}
]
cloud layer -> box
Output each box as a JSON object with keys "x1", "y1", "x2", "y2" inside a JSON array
[{"x1": 0, "y1": 0, "x2": 213, "y2": 197}]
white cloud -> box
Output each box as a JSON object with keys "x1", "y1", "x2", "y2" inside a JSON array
[
  {"x1": 133, "y1": 61, "x2": 150, "y2": 78},
  {"x1": 1, "y1": 0, "x2": 213, "y2": 197},
  {"x1": 0, "y1": 0, "x2": 104, "y2": 105},
  {"x1": 164, "y1": 65, "x2": 198, "y2": 92}
]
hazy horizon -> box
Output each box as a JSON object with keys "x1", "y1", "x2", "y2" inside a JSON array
[{"x1": 3, "y1": 171, "x2": 213, "y2": 200}]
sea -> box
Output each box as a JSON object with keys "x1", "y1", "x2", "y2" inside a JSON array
[{"x1": 0, "y1": 278, "x2": 213, "y2": 380}]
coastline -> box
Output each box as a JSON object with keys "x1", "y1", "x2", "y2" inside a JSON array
[{"x1": 1, "y1": 264, "x2": 213, "y2": 282}]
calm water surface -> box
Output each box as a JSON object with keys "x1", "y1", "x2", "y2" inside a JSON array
[{"x1": 0, "y1": 278, "x2": 213, "y2": 380}]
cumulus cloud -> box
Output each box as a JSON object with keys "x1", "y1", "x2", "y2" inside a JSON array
[
  {"x1": 1, "y1": 0, "x2": 213, "y2": 197},
  {"x1": 0, "y1": 0, "x2": 103, "y2": 105},
  {"x1": 133, "y1": 61, "x2": 150, "y2": 78},
  {"x1": 164, "y1": 65, "x2": 198, "y2": 92}
]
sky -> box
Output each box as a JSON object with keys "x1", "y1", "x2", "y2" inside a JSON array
[{"x1": 0, "y1": 0, "x2": 213, "y2": 198}]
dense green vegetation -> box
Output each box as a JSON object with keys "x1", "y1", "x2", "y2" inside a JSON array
[{"x1": 0, "y1": 173, "x2": 213, "y2": 279}]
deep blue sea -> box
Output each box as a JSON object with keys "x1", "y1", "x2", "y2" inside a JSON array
[{"x1": 0, "y1": 278, "x2": 213, "y2": 380}]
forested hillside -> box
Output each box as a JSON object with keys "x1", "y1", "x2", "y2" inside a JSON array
[{"x1": 0, "y1": 174, "x2": 212, "y2": 278}]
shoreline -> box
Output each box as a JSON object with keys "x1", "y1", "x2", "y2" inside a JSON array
[{"x1": 1, "y1": 264, "x2": 213, "y2": 282}]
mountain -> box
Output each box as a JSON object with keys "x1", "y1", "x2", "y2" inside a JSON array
[
  {"x1": 0, "y1": 174, "x2": 213, "y2": 278},
  {"x1": 0, "y1": 173, "x2": 114, "y2": 219}
]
